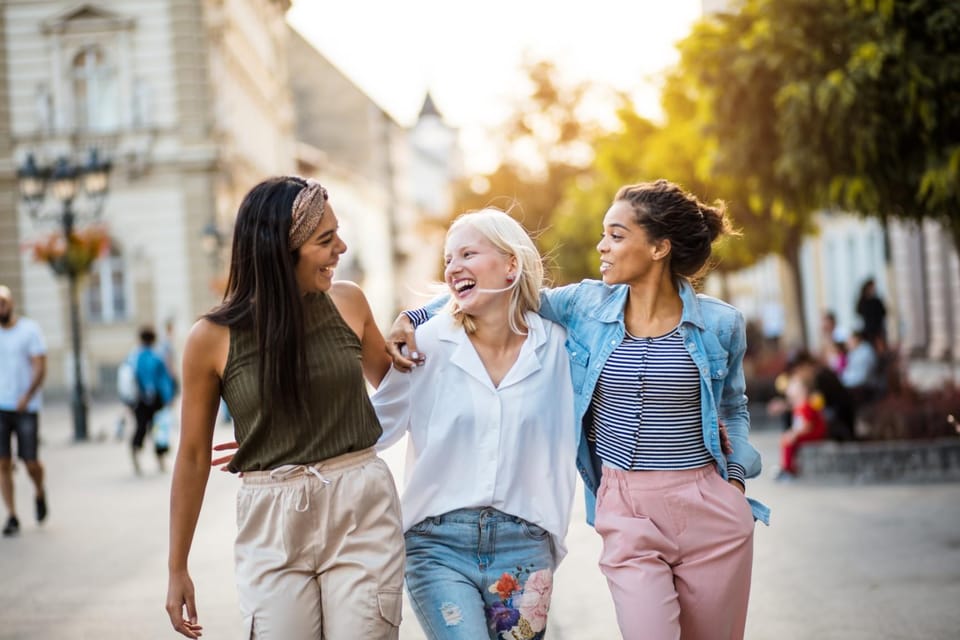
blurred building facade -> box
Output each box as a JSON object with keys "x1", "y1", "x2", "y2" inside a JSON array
[
  {"x1": 889, "y1": 220, "x2": 960, "y2": 360},
  {"x1": 714, "y1": 207, "x2": 960, "y2": 361},
  {"x1": 286, "y1": 30, "x2": 460, "y2": 326},
  {"x1": 0, "y1": 0, "x2": 459, "y2": 395}
]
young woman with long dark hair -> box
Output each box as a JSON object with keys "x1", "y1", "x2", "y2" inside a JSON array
[{"x1": 166, "y1": 176, "x2": 404, "y2": 639}]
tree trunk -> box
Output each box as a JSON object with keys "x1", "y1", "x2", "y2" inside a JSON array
[
  {"x1": 949, "y1": 219, "x2": 960, "y2": 385},
  {"x1": 782, "y1": 229, "x2": 809, "y2": 351}
]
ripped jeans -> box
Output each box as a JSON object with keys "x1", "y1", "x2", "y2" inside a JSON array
[{"x1": 404, "y1": 508, "x2": 555, "y2": 640}]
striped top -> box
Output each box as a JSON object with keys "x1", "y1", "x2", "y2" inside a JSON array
[
  {"x1": 221, "y1": 292, "x2": 382, "y2": 471},
  {"x1": 589, "y1": 326, "x2": 714, "y2": 472}
]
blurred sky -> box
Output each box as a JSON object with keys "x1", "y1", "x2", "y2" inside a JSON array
[{"x1": 287, "y1": 0, "x2": 703, "y2": 173}]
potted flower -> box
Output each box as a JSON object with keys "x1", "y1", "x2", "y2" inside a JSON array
[{"x1": 29, "y1": 225, "x2": 111, "y2": 276}]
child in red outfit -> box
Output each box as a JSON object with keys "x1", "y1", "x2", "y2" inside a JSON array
[{"x1": 778, "y1": 364, "x2": 827, "y2": 479}]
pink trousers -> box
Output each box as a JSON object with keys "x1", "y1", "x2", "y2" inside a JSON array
[{"x1": 595, "y1": 464, "x2": 755, "y2": 640}]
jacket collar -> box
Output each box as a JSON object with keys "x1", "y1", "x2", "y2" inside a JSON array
[
  {"x1": 677, "y1": 279, "x2": 706, "y2": 330},
  {"x1": 592, "y1": 284, "x2": 629, "y2": 323},
  {"x1": 589, "y1": 279, "x2": 705, "y2": 330}
]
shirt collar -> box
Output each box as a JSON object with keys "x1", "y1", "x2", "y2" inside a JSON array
[{"x1": 436, "y1": 311, "x2": 547, "y2": 390}]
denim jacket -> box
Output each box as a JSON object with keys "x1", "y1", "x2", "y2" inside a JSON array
[{"x1": 539, "y1": 279, "x2": 770, "y2": 526}]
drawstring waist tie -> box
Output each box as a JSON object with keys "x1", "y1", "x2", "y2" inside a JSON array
[{"x1": 240, "y1": 447, "x2": 376, "y2": 512}]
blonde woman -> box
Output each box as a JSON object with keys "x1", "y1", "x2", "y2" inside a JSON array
[{"x1": 372, "y1": 209, "x2": 577, "y2": 639}]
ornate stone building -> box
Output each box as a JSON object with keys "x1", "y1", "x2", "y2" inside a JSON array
[{"x1": 1, "y1": 1, "x2": 459, "y2": 394}]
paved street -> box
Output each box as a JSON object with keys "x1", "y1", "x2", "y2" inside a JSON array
[{"x1": 1, "y1": 400, "x2": 958, "y2": 639}]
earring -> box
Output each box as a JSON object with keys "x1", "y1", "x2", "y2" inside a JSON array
[{"x1": 506, "y1": 274, "x2": 515, "y2": 283}]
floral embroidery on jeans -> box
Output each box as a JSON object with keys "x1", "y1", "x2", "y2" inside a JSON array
[{"x1": 485, "y1": 567, "x2": 553, "y2": 639}]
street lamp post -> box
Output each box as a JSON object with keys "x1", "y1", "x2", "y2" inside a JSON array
[{"x1": 16, "y1": 150, "x2": 112, "y2": 442}]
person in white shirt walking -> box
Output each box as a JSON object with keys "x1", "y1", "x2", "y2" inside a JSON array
[
  {"x1": 0, "y1": 285, "x2": 49, "y2": 537},
  {"x1": 371, "y1": 209, "x2": 577, "y2": 640}
]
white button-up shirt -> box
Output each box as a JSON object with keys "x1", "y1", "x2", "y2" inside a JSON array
[{"x1": 372, "y1": 311, "x2": 578, "y2": 563}]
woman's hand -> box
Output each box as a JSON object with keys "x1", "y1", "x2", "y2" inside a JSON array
[
  {"x1": 166, "y1": 570, "x2": 204, "y2": 638},
  {"x1": 718, "y1": 420, "x2": 733, "y2": 455},
  {"x1": 385, "y1": 313, "x2": 424, "y2": 372},
  {"x1": 211, "y1": 441, "x2": 239, "y2": 472}
]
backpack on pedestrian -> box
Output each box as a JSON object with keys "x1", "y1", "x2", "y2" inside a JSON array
[{"x1": 117, "y1": 358, "x2": 139, "y2": 406}]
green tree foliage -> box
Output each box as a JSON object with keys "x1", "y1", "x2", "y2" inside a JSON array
[
  {"x1": 675, "y1": 1, "x2": 850, "y2": 345},
  {"x1": 542, "y1": 102, "x2": 658, "y2": 283},
  {"x1": 546, "y1": 69, "x2": 788, "y2": 286},
  {"x1": 678, "y1": 0, "x2": 960, "y2": 343},
  {"x1": 775, "y1": 0, "x2": 960, "y2": 257}
]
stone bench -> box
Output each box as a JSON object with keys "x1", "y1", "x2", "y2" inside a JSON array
[{"x1": 795, "y1": 438, "x2": 960, "y2": 483}]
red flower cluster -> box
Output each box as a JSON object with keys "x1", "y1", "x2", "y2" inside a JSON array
[
  {"x1": 28, "y1": 225, "x2": 110, "y2": 276},
  {"x1": 493, "y1": 572, "x2": 520, "y2": 599}
]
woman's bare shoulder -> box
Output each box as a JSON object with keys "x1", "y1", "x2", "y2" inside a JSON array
[
  {"x1": 187, "y1": 317, "x2": 229, "y2": 344},
  {"x1": 330, "y1": 280, "x2": 364, "y2": 300},
  {"x1": 184, "y1": 318, "x2": 230, "y2": 370},
  {"x1": 329, "y1": 280, "x2": 371, "y2": 315}
]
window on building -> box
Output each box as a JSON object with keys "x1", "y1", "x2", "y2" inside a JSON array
[
  {"x1": 71, "y1": 45, "x2": 120, "y2": 132},
  {"x1": 86, "y1": 248, "x2": 129, "y2": 323}
]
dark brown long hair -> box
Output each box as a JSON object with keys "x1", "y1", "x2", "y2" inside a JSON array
[{"x1": 205, "y1": 176, "x2": 311, "y2": 420}]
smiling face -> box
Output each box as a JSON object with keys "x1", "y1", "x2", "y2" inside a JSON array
[
  {"x1": 596, "y1": 200, "x2": 667, "y2": 286},
  {"x1": 294, "y1": 204, "x2": 347, "y2": 294},
  {"x1": 444, "y1": 225, "x2": 515, "y2": 318}
]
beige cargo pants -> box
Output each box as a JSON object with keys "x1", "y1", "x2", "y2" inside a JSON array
[{"x1": 235, "y1": 448, "x2": 404, "y2": 639}]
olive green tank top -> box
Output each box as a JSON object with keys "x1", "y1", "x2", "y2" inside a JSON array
[{"x1": 221, "y1": 292, "x2": 382, "y2": 471}]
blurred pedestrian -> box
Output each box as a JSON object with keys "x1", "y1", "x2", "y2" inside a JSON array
[
  {"x1": 842, "y1": 330, "x2": 881, "y2": 404},
  {"x1": 768, "y1": 350, "x2": 856, "y2": 442},
  {"x1": 372, "y1": 209, "x2": 576, "y2": 639},
  {"x1": 126, "y1": 326, "x2": 176, "y2": 474},
  {"x1": 166, "y1": 176, "x2": 403, "y2": 639},
  {"x1": 819, "y1": 310, "x2": 847, "y2": 375},
  {"x1": 0, "y1": 285, "x2": 48, "y2": 537},
  {"x1": 389, "y1": 180, "x2": 768, "y2": 640},
  {"x1": 855, "y1": 277, "x2": 887, "y2": 352},
  {"x1": 156, "y1": 317, "x2": 179, "y2": 394},
  {"x1": 777, "y1": 365, "x2": 828, "y2": 481}
]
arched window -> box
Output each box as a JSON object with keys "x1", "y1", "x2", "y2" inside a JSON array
[
  {"x1": 71, "y1": 45, "x2": 119, "y2": 131},
  {"x1": 86, "y1": 245, "x2": 129, "y2": 323}
]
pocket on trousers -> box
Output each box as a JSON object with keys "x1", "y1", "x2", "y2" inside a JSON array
[
  {"x1": 405, "y1": 517, "x2": 435, "y2": 537},
  {"x1": 716, "y1": 474, "x2": 754, "y2": 525},
  {"x1": 520, "y1": 519, "x2": 551, "y2": 541},
  {"x1": 377, "y1": 590, "x2": 403, "y2": 627}
]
